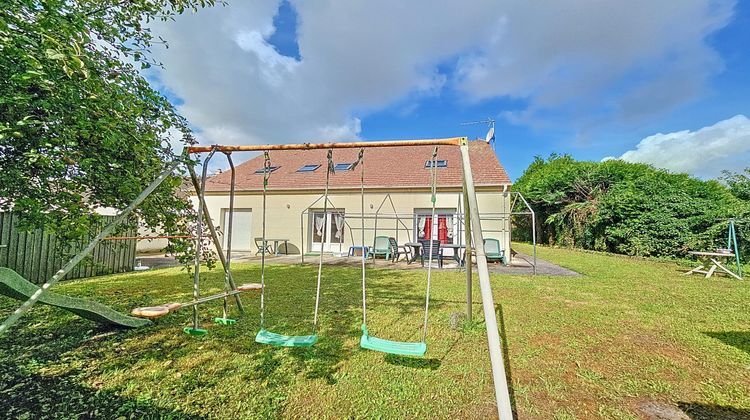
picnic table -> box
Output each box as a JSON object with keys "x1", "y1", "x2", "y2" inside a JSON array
[{"x1": 685, "y1": 251, "x2": 742, "y2": 280}]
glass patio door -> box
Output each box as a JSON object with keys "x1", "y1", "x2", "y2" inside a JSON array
[
  {"x1": 415, "y1": 213, "x2": 456, "y2": 244},
  {"x1": 311, "y1": 210, "x2": 345, "y2": 253}
]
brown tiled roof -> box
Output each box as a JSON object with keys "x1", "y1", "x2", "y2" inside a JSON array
[{"x1": 204, "y1": 140, "x2": 511, "y2": 192}]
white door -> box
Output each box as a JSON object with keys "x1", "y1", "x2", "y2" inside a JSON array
[
  {"x1": 311, "y1": 210, "x2": 345, "y2": 253},
  {"x1": 222, "y1": 208, "x2": 252, "y2": 252}
]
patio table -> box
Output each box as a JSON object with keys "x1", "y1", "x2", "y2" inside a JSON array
[
  {"x1": 440, "y1": 244, "x2": 466, "y2": 265},
  {"x1": 261, "y1": 238, "x2": 290, "y2": 255},
  {"x1": 404, "y1": 242, "x2": 422, "y2": 264},
  {"x1": 685, "y1": 251, "x2": 742, "y2": 280}
]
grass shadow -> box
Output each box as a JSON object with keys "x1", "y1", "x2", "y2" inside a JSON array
[
  {"x1": 0, "y1": 365, "x2": 204, "y2": 419},
  {"x1": 0, "y1": 261, "x2": 476, "y2": 417},
  {"x1": 384, "y1": 354, "x2": 441, "y2": 370},
  {"x1": 704, "y1": 331, "x2": 750, "y2": 355},
  {"x1": 0, "y1": 321, "x2": 202, "y2": 419},
  {"x1": 496, "y1": 303, "x2": 518, "y2": 418},
  {"x1": 677, "y1": 401, "x2": 750, "y2": 420}
]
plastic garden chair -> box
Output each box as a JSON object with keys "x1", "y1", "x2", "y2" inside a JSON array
[
  {"x1": 419, "y1": 239, "x2": 443, "y2": 268},
  {"x1": 484, "y1": 238, "x2": 507, "y2": 264},
  {"x1": 254, "y1": 237, "x2": 273, "y2": 256},
  {"x1": 371, "y1": 236, "x2": 391, "y2": 260},
  {"x1": 387, "y1": 237, "x2": 408, "y2": 262}
]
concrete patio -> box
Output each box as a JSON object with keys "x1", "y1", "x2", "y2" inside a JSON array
[{"x1": 136, "y1": 250, "x2": 578, "y2": 276}]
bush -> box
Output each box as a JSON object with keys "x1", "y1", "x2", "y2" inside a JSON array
[{"x1": 514, "y1": 155, "x2": 750, "y2": 259}]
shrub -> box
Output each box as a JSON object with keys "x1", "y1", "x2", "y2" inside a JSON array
[{"x1": 514, "y1": 155, "x2": 750, "y2": 259}]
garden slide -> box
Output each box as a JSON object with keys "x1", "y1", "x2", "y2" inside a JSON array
[{"x1": 0, "y1": 267, "x2": 151, "y2": 329}]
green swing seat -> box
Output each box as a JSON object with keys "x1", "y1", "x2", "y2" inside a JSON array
[
  {"x1": 255, "y1": 328, "x2": 318, "y2": 347},
  {"x1": 359, "y1": 324, "x2": 427, "y2": 357}
]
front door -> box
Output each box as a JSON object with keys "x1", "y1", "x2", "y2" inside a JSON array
[{"x1": 311, "y1": 210, "x2": 345, "y2": 253}]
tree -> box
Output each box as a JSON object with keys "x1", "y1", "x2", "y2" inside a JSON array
[
  {"x1": 722, "y1": 168, "x2": 750, "y2": 201},
  {"x1": 514, "y1": 155, "x2": 750, "y2": 258},
  {"x1": 0, "y1": 1, "x2": 218, "y2": 260}
]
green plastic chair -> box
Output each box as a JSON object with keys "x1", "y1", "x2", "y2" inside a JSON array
[
  {"x1": 371, "y1": 236, "x2": 391, "y2": 260},
  {"x1": 484, "y1": 238, "x2": 507, "y2": 264}
]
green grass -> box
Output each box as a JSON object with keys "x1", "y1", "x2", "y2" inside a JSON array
[{"x1": 1, "y1": 245, "x2": 749, "y2": 419}]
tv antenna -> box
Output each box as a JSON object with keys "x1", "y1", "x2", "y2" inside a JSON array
[{"x1": 460, "y1": 118, "x2": 496, "y2": 144}]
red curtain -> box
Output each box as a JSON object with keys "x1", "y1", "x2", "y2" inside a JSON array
[
  {"x1": 437, "y1": 216, "x2": 448, "y2": 244},
  {"x1": 422, "y1": 216, "x2": 432, "y2": 240}
]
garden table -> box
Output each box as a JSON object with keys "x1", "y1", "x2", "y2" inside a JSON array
[
  {"x1": 441, "y1": 244, "x2": 466, "y2": 265},
  {"x1": 266, "y1": 239, "x2": 290, "y2": 255},
  {"x1": 685, "y1": 251, "x2": 743, "y2": 280},
  {"x1": 256, "y1": 238, "x2": 289, "y2": 256},
  {"x1": 404, "y1": 242, "x2": 422, "y2": 264}
]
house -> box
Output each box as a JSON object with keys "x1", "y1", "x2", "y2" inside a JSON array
[{"x1": 195, "y1": 139, "x2": 513, "y2": 261}]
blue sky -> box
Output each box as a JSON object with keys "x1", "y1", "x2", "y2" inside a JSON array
[{"x1": 150, "y1": 1, "x2": 750, "y2": 180}]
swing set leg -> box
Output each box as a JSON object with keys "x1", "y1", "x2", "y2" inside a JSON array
[{"x1": 214, "y1": 297, "x2": 237, "y2": 325}]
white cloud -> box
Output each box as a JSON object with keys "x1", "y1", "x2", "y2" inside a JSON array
[
  {"x1": 147, "y1": 0, "x2": 736, "y2": 149},
  {"x1": 234, "y1": 30, "x2": 299, "y2": 86},
  {"x1": 456, "y1": 1, "x2": 733, "y2": 127},
  {"x1": 616, "y1": 115, "x2": 750, "y2": 178}
]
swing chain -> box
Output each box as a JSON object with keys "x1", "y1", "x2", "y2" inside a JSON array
[
  {"x1": 359, "y1": 148, "x2": 367, "y2": 326},
  {"x1": 263, "y1": 151, "x2": 271, "y2": 188},
  {"x1": 430, "y1": 146, "x2": 438, "y2": 203},
  {"x1": 421, "y1": 146, "x2": 439, "y2": 343},
  {"x1": 327, "y1": 149, "x2": 335, "y2": 174},
  {"x1": 313, "y1": 149, "x2": 334, "y2": 331},
  {"x1": 259, "y1": 150, "x2": 271, "y2": 327}
]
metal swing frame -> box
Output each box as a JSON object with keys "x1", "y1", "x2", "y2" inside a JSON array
[
  {"x1": 194, "y1": 137, "x2": 514, "y2": 418},
  {"x1": 1, "y1": 137, "x2": 514, "y2": 419}
]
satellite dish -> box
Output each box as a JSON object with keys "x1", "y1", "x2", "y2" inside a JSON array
[
  {"x1": 460, "y1": 118, "x2": 496, "y2": 145},
  {"x1": 485, "y1": 125, "x2": 495, "y2": 143}
]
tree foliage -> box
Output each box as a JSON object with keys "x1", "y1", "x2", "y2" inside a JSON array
[
  {"x1": 722, "y1": 167, "x2": 750, "y2": 202},
  {"x1": 0, "y1": 0, "x2": 218, "y2": 263},
  {"x1": 515, "y1": 155, "x2": 750, "y2": 259}
]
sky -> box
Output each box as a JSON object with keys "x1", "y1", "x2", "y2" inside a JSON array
[{"x1": 147, "y1": 0, "x2": 750, "y2": 181}]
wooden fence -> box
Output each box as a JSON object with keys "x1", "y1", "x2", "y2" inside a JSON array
[{"x1": 0, "y1": 212, "x2": 137, "y2": 284}]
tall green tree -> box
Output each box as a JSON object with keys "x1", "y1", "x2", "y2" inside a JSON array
[
  {"x1": 515, "y1": 155, "x2": 750, "y2": 258},
  {"x1": 722, "y1": 167, "x2": 750, "y2": 201},
  {"x1": 0, "y1": 1, "x2": 218, "y2": 257}
]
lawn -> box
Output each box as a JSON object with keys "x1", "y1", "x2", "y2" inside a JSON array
[{"x1": 1, "y1": 245, "x2": 749, "y2": 419}]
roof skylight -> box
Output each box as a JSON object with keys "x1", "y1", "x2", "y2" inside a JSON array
[
  {"x1": 334, "y1": 163, "x2": 355, "y2": 171},
  {"x1": 297, "y1": 164, "x2": 321, "y2": 173},
  {"x1": 425, "y1": 160, "x2": 448, "y2": 168},
  {"x1": 254, "y1": 166, "x2": 279, "y2": 174}
]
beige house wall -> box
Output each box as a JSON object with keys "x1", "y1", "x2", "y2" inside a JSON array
[
  {"x1": 135, "y1": 226, "x2": 169, "y2": 253},
  {"x1": 192, "y1": 187, "x2": 512, "y2": 259}
]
